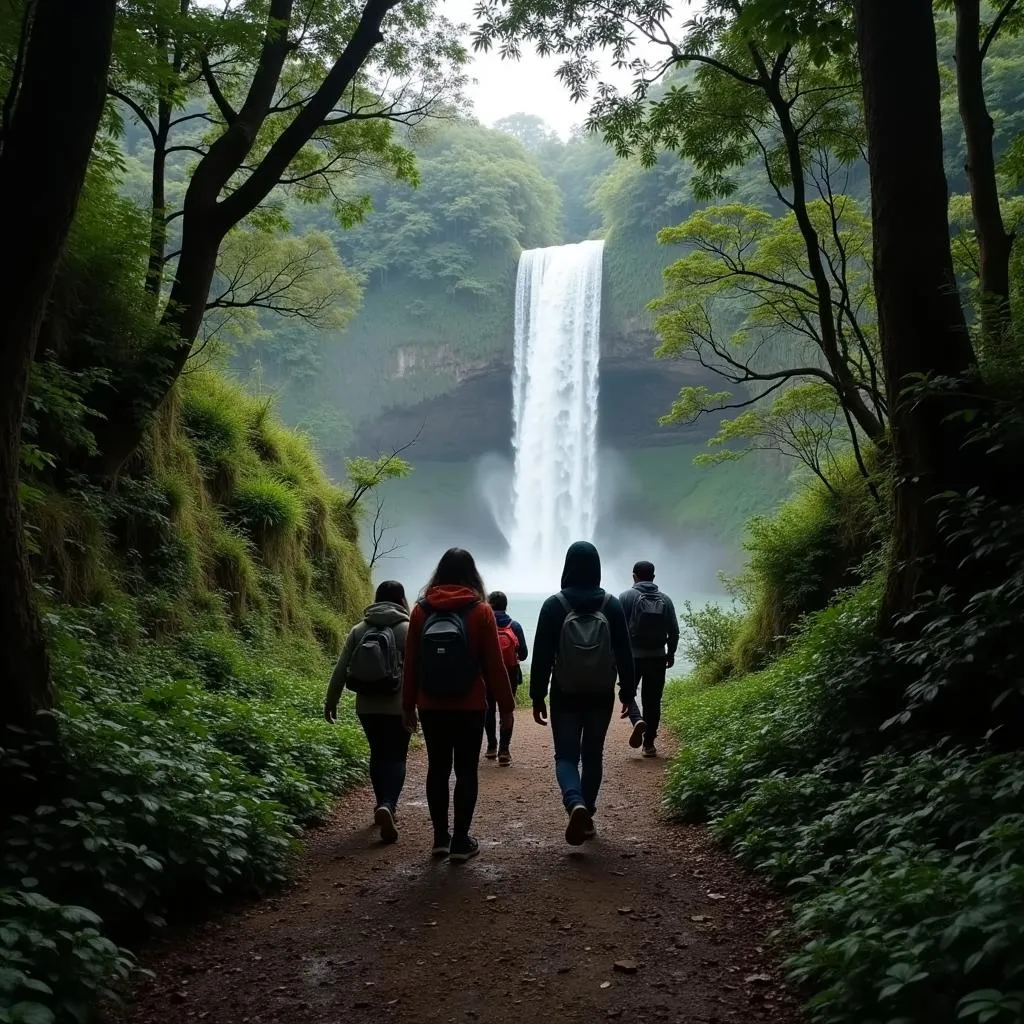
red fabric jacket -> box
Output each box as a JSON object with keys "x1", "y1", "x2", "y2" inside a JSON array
[{"x1": 402, "y1": 585, "x2": 515, "y2": 714}]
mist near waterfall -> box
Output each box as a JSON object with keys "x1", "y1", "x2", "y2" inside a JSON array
[{"x1": 369, "y1": 241, "x2": 734, "y2": 623}]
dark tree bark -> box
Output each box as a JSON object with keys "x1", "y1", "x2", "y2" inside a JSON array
[
  {"x1": 96, "y1": 0, "x2": 402, "y2": 472},
  {"x1": 955, "y1": 0, "x2": 1016, "y2": 351},
  {"x1": 855, "y1": 0, "x2": 981, "y2": 618},
  {"x1": 0, "y1": 0, "x2": 116, "y2": 731}
]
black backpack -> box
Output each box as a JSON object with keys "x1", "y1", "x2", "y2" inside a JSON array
[
  {"x1": 629, "y1": 589, "x2": 669, "y2": 647},
  {"x1": 346, "y1": 624, "x2": 402, "y2": 695},
  {"x1": 418, "y1": 600, "x2": 478, "y2": 698}
]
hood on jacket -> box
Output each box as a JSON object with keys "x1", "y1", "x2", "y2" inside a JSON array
[
  {"x1": 363, "y1": 601, "x2": 410, "y2": 627},
  {"x1": 494, "y1": 610, "x2": 514, "y2": 628},
  {"x1": 422, "y1": 584, "x2": 481, "y2": 610},
  {"x1": 560, "y1": 540, "x2": 602, "y2": 590},
  {"x1": 633, "y1": 581, "x2": 659, "y2": 594}
]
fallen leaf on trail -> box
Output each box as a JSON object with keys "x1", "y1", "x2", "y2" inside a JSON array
[
  {"x1": 690, "y1": 915, "x2": 710, "y2": 922},
  {"x1": 745, "y1": 974, "x2": 772, "y2": 984},
  {"x1": 426, "y1": 921, "x2": 437, "y2": 927},
  {"x1": 707, "y1": 893, "x2": 726, "y2": 900},
  {"x1": 617, "y1": 907, "x2": 633, "y2": 915},
  {"x1": 600, "y1": 981, "x2": 612, "y2": 989},
  {"x1": 485, "y1": 895, "x2": 497, "y2": 902},
  {"x1": 614, "y1": 960, "x2": 638, "y2": 974}
]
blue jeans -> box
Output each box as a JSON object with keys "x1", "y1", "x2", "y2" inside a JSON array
[{"x1": 550, "y1": 698, "x2": 614, "y2": 814}]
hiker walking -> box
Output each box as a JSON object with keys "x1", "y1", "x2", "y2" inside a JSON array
[
  {"x1": 619, "y1": 560, "x2": 679, "y2": 758},
  {"x1": 324, "y1": 580, "x2": 411, "y2": 844},
  {"x1": 403, "y1": 548, "x2": 515, "y2": 862},
  {"x1": 484, "y1": 590, "x2": 528, "y2": 767},
  {"x1": 530, "y1": 541, "x2": 636, "y2": 846}
]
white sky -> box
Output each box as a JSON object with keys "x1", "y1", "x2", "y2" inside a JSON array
[{"x1": 441, "y1": 0, "x2": 661, "y2": 140}]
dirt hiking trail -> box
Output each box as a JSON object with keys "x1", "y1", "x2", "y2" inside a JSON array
[{"x1": 121, "y1": 719, "x2": 800, "y2": 1024}]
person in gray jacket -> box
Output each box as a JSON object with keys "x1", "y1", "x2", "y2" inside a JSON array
[
  {"x1": 618, "y1": 560, "x2": 679, "y2": 757},
  {"x1": 324, "y1": 580, "x2": 411, "y2": 844}
]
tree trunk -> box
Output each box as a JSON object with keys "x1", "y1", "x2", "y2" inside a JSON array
[
  {"x1": 855, "y1": 0, "x2": 980, "y2": 619},
  {"x1": 955, "y1": 0, "x2": 1015, "y2": 353},
  {"x1": 0, "y1": 0, "x2": 116, "y2": 731}
]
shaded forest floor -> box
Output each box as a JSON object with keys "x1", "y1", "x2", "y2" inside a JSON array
[{"x1": 117, "y1": 720, "x2": 800, "y2": 1024}]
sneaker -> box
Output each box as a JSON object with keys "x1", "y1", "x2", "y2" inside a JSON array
[
  {"x1": 374, "y1": 805, "x2": 399, "y2": 844},
  {"x1": 628, "y1": 720, "x2": 646, "y2": 749},
  {"x1": 565, "y1": 804, "x2": 592, "y2": 846},
  {"x1": 642, "y1": 745, "x2": 658, "y2": 758},
  {"x1": 498, "y1": 749, "x2": 512, "y2": 767},
  {"x1": 484, "y1": 744, "x2": 498, "y2": 760},
  {"x1": 431, "y1": 831, "x2": 452, "y2": 858},
  {"x1": 449, "y1": 835, "x2": 480, "y2": 863}
]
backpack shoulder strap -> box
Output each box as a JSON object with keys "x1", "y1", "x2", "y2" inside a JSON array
[
  {"x1": 600, "y1": 593, "x2": 610, "y2": 613},
  {"x1": 417, "y1": 598, "x2": 432, "y2": 614},
  {"x1": 556, "y1": 593, "x2": 572, "y2": 615}
]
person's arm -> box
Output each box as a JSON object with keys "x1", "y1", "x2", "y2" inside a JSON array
[
  {"x1": 664, "y1": 595, "x2": 680, "y2": 660},
  {"x1": 325, "y1": 625, "x2": 359, "y2": 713},
  {"x1": 606, "y1": 595, "x2": 637, "y2": 705},
  {"x1": 402, "y1": 605, "x2": 424, "y2": 718},
  {"x1": 618, "y1": 590, "x2": 636, "y2": 653},
  {"x1": 479, "y1": 604, "x2": 515, "y2": 712},
  {"x1": 512, "y1": 620, "x2": 528, "y2": 662},
  {"x1": 529, "y1": 597, "x2": 561, "y2": 708}
]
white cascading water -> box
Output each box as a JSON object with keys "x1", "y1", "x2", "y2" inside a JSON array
[{"x1": 506, "y1": 239, "x2": 604, "y2": 586}]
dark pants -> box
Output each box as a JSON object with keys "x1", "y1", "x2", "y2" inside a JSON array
[
  {"x1": 419, "y1": 710, "x2": 486, "y2": 838},
  {"x1": 626, "y1": 656, "x2": 668, "y2": 746},
  {"x1": 550, "y1": 696, "x2": 614, "y2": 814},
  {"x1": 357, "y1": 713, "x2": 412, "y2": 814},
  {"x1": 485, "y1": 665, "x2": 522, "y2": 751}
]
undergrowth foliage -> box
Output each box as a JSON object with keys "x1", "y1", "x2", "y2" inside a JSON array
[
  {"x1": 663, "y1": 484, "x2": 1024, "y2": 1024},
  {"x1": 4, "y1": 368, "x2": 373, "y2": 1023}
]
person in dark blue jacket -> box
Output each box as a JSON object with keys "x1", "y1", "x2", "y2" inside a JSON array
[
  {"x1": 530, "y1": 541, "x2": 636, "y2": 846},
  {"x1": 484, "y1": 590, "x2": 528, "y2": 765}
]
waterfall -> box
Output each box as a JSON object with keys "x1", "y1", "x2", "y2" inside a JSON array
[{"x1": 507, "y1": 239, "x2": 604, "y2": 585}]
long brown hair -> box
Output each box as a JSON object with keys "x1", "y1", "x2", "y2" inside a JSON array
[{"x1": 424, "y1": 547, "x2": 486, "y2": 599}]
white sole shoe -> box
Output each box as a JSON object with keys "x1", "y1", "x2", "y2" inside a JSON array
[
  {"x1": 629, "y1": 720, "x2": 646, "y2": 749},
  {"x1": 565, "y1": 805, "x2": 592, "y2": 846},
  {"x1": 374, "y1": 806, "x2": 398, "y2": 844}
]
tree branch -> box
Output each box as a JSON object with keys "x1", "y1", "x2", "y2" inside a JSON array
[
  {"x1": 109, "y1": 87, "x2": 157, "y2": 141},
  {"x1": 202, "y1": 53, "x2": 238, "y2": 123},
  {"x1": 981, "y1": 0, "x2": 1019, "y2": 60}
]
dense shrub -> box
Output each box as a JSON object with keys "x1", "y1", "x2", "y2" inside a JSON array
[
  {"x1": 662, "y1": 493, "x2": 1024, "y2": 1024},
  {"x1": 677, "y1": 599, "x2": 744, "y2": 685},
  {"x1": 728, "y1": 458, "x2": 886, "y2": 673}
]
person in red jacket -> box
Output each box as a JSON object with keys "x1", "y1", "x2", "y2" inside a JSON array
[{"x1": 403, "y1": 548, "x2": 515, "y2": 862}]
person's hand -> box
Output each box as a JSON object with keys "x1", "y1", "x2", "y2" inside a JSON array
[
  {"x1": 402, "y1": 709, "x2": 419, "y2": 734},
  {"x1": 619, "y1": 702, "x2": 631, "y2": 719},
  {"x1": 666, "y1": 655, "x2": 675, "y2": 670},
  {"x1": 500, "y1": 708, "x2": 515, "y2": 732},
  {"x1": 323, "y1": 704, "x2": 337, "y2": 724},
  {"x1": 533, "y1": 702, "x2": 548, "y2": 726}
]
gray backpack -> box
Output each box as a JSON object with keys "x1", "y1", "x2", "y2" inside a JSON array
[
  {"x1": 555, "y1": 593, "x2": 617, "y2": 694},
  {"x1": 346, "y1": 625, "x2": 402, "y2": 695}
]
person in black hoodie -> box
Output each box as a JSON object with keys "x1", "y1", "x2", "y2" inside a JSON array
[{"x1": 530, "y1": 541, "x2": 636, "y2": 846}]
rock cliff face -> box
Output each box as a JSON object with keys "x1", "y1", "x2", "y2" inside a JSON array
[{"x1": 352, "y1": 327, "x2": 725, "y2": 461}]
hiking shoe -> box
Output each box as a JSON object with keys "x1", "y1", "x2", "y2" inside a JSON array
[
  {"x1": 642, "y1": 745, "x2": 658, "y2": 758},
  {"x1": 449, "y1": 835, "x2": 480, "y2": 863},
  {"x1": 431, "y1": 831, "x2": 452, "y2": 858},
  {"x1": 374, "y1": 805, "x2": 399, "y2": 844},
  {"x1": 484, "y1": 744, "x2": 498, "y2": 760},
  {"x1": 583, "y1": 820, "x2": 597, "y2": 840},
  {"x1": 628, "y1": 720, "x2": 646, "y2": 749},
  {"x1": 565, "y1": 804, "x2": 592, "y2": 846},
  {"x1": 498, "y1": 749, "x2": 512, "y2": 767}
]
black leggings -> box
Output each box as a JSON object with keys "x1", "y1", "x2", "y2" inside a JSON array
[{"x1": 419, "y1": 710, "x2": 485, "y2": 838}]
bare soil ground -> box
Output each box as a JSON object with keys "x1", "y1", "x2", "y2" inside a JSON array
[{"x1": 120, "y1": 718, "x2": 800, "y2": 1024}]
